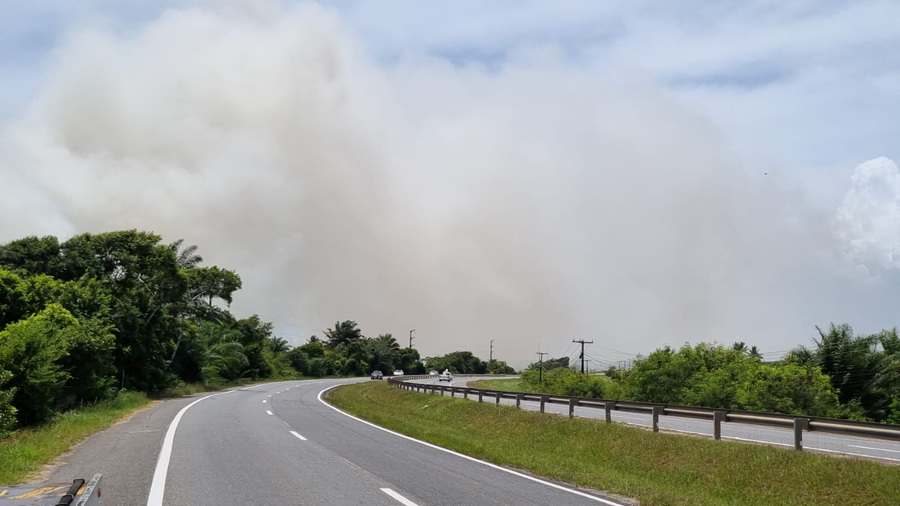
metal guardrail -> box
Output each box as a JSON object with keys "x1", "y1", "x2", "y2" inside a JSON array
[{"x1": 388, "y1": 375, "x2": 900, "y2": 451}]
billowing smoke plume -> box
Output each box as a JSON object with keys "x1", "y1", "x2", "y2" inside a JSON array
[{"x1": 0, "y1": 4, "x2": 896, "y2": 367}]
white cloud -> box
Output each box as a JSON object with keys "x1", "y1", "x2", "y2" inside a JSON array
[{"x1": 835, "y1": 157, "x2": 900, "y2": 276}]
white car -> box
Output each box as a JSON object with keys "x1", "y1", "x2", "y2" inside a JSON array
[
  {"x1": 429, "y1": 370, "x2": 439, "y2": 376},
  {"x1": 439, "y1": 372, "x2": 453, "y2": 382},
  {"x1": 393, "y1": 369, "x2": 404, "y2": 376}
]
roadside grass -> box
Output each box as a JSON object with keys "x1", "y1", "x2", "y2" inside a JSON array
[
  {"x1": 0, "y1": 391, "x2": 149, "y2": 485},
  {"x1": 466, "y1": 378, "x2": 525, "y2": 391},
  {"x1": 327, "y1": 381, "x2": 900, "y2": 506},
  {"x1": 469, "y1": 374, "x2": 615, "y2": 396}
]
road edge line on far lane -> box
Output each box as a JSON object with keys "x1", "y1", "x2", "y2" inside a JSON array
[
  {"x1": 316, "y1": 385, "x2": 624, "y2": 506},
  {"x1": 146, "y1": 390, "x2": 234, "y2": 506}
]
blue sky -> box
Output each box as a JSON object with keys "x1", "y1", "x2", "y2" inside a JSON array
[{"x1": 2, "y1": 1, "x2": 899, "y2": 365}]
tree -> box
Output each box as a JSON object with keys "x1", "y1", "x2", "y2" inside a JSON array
[
  {"x1": 425, "y1": 351, "x2": 487, "y2": 374},
  {"x1": 0, "y1": 370, "x2": 17, "y2": 437},
  {"x1": 51, "y1": 231, "x2": 186, "y2": 391},
  {"x1": 298, "y1": 339, "x2": 325, "y2": 358},
  {"x1": 736, "y1": 363, "x2": 838, "y2": 416},
  {"x1": 0, "y1": 305, "x2": 72, "y2": 425},
  {"x1": 0, "y1": 235, "x2": 61, "y2": 275},
  {"x1": 789, "y1": 324, "x2": 893, "y2": 420},
  {"x1": 182, "y1": 267, "x2": 242, "y2": 308},
  {"x1": 324, "y1": 320, "x2": 363, "y2": 352},
  {"x1": 286, "y1": 348, "x2": 310, "y2": 375},
  {"x1": 267, "y1": 337, "x2": 291, "y2": 353},
  {"x1": 527, "y1": 356, "x2": 569, "y2": 371},
  {"x1": 0, "y1": 269, "x2": 29, "y2": 328},
  {"x1": 170, "y1": 240, "x2": 203, "y2": 269}
]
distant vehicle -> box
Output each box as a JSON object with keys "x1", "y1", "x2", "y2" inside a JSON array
[
  {"x1": 370, "y1": 370, "x2": 383, "y2": 380},
  {"x1": 393, "y1": 369, "x2": 404, "y2": 376},
  {"x1": 429, "y1": 370, "x2": 439, "y2": 376},
  {"x1": 439, "y1": 372, "x2": 453, "y2": 382}
]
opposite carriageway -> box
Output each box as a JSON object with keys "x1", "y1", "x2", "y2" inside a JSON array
[{"x1": 390, "y1": 375, "x2": 900, "y2": 460}]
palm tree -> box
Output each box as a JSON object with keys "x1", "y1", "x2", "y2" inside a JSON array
[
  {"x1": 375, "y1": 334, "x2": 400, "y2": 353},
  {"x1": 267, "y1": 336, "x2": 291, "y2": 353},
  {"x1": 748, "y1": 346, "x2": 761, "y2": 359},
  {"x1": 324, "y1": 320, "x2": 363, "y2": 352},
  {"x1": 170, "y1": 239, "x2": 203, "y2": 269}
]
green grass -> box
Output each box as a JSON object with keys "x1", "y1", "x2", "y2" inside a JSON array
[
  {"x1": 469, "y1": 374, "x2": 616, "y2": 396},
  {"x1": 0, "y1": 391, "x2": 150, "y2": 485},
  {"x1": 327, "y1": 381, "x2": 900, "y2": 506},
  {"x1": 466, "y1": 378, "x2": 525, "y2": 391}
]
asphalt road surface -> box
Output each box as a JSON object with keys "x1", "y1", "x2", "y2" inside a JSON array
[
  {"x1": 39, "y1": 378, "x2": 630, "y2": 505},
  {"x1": 415, "y1": 377, "x2": 900, "y2": 463},
  {"x1": 155, "y1": 379, "x2": 627, "y2": 505}
]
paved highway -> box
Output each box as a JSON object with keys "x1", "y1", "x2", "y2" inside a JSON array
[
  {"x1": 33, "y1": 378, "x2": 629, "y2": 505},
  {"x1": 148, "y1": 378, "x2": 627, "y2": 505},
  {"x1": 413, "y1": 377, "x2": 900, "y2": 463}
]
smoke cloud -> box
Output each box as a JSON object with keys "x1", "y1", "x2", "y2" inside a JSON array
[{"x1": 0, "y1": 4, "x2": 895, "y2": 368}]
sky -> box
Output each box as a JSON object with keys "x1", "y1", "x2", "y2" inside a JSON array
[{"x1": 1, "y1": 1, "x2": 899, "y2": 369}]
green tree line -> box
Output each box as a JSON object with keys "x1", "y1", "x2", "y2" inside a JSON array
[
  {"x1": 0, "y1": 230, "x2": 506, "y2": 437},
  {"x1": 521, "y1": 327, "x2": 900, "y2": 423}
]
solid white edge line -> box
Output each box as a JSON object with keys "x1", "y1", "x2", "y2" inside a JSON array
[
  {"x1": 146, "y1": 390, "x2": 234, "y2": 506},
  {"x1": 290, "y1": 430, "x2": 307, "y2": 441},
  {"x1": 804, "y1": 446, "x2": 900, "y2": 462},
  {"x1": 266, "y1": 410, "x2": 274, "y2": 416},
  {"x1": 381, "y1": 487, "x2": 419, "y2": 506},
  {"x1": 316, "y1": 385, "x2": 624, "y2": 506},
  {"x1": 848, "y1": 444, "x2": 900, "y2": 454}
]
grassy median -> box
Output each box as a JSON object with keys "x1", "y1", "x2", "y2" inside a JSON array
[
  {"x1": 327, "y1": 381, "x2": 900, "y2": 506},
  {"x1": 466, "y1": 377, "x2": 525, "y2": 391}
]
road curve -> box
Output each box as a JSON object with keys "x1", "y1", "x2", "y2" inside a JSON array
[{"x1": 153, "y1": 378, "x2": 628, "y2": 506}]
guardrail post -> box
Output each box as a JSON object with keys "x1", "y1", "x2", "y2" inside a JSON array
[
  {"x1": 464, "y1": 388, "x2": 470, "y2": 399},
  {"x1": 440, "y1": 387, "x2": 445, "y2": 396},
  {"x1": 451, "y1": 388, "x2": 456, "y2": 398},
  {"x1": 713, "y1": 411, "x2": 728, "y2": 441},
  {"x1": 794, "y1": 418, "x2": 809, "y2": 451},
  {"x1": 495, "y1": 392, "x2": 501, "y2": 405},
  {"x1": 604, "y1": 402, "x2": 613, "y2": 423},
  {"x1": 652, "y1": 406, "x2": 663, "y2": 432},
  {"x1": 568, "y1": 398, "x2": 577, "y2": 418},
  {"x1": 540, "y1": 396, "x2": 547, "y2": 413},
  {"x1": 713, "y1": 411, "x2": 725, "y2": 440},
  {"x1": 478, "y1": 391, "x2": 483, "y2": 403},
  {"x1": 516, "y1": 393, "x2": 523, "y2": 409}
]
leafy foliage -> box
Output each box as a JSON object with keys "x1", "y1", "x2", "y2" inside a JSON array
[{"x1": 0, "y1": 231, "x2": 293, "y2": 434}]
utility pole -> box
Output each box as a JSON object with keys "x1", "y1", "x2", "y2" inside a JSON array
[
  {"x1": 536, "y1": 349, "x2": 548, "y2": 384},
  {"x1": 489, "y1": 339, "x2": 494, "y2": 371},
  {"x1": 409, "y1": 329, "x2": 415, "y2": 349},
  {"x1": 572, "y1": 339, "x2": 594, "y2": 374}
]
